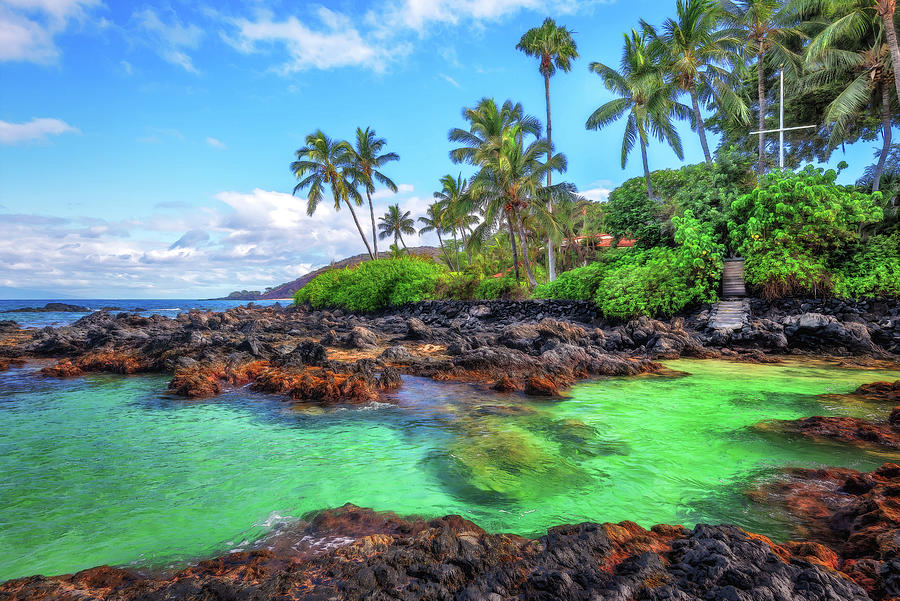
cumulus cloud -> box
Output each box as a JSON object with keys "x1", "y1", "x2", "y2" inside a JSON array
[
  {"x1": 0, "y1": 117, "x2": 79, "y2": 144},
  {"x1": 133, "y1": 6, "x2": 203, "y2": 73},
  {"x1": 222, "y1": 1, "x2": 599, "y2": 74},
  {"x1": 0, "y1": 0, "x2": 101, "y2": 62},
  {"x1": 224, "y1": 7, "x2": 397, "y2": 74},
  {"x1": 205, "y1": 136, "x2": 226, "y2": 149},
  {"x1": 579, "y1": 180, "x2": 614, "y2": 203},
  {"x1": 0, "y1": 188, "x2": 388, "y2": 297}
]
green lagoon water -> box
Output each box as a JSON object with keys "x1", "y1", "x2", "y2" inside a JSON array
[{"x1": 2, "y1": 358, "x2": 900, "y2": 581}]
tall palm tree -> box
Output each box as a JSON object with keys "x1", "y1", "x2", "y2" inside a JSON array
[
  {"x1": 586, "y1": 29, "x2": 690, "y2": 201},
  {"x1": 378, "y1": 204, "x2": 416, "y2": 250},
  {"x1": 433, "y1": 174, "x2": 472, "y2": 271},
  {"x1": 790, "y1": 0, "x2": 900, "y2": 116},
  {"x1": 344, "y1": 127, "x2": 399, "y2": 257},
  {"x1": 471, "y1": 124, "x2": 570, "y2": 287},
  {"x1": 449, "y1": 98, "x2": 541, "y2": 280},
  {"x1": 516, "y1": 17, "x2": 579, "y2": 281},
  {"x1": 797, "y1": 0, "x2": 897, "y2": 191},
  {"x1": 418, "y1": 203, "x2": 453, "y2": 268},
  {"x1": 722, "y1": 0, "x2": 802, "y2": 175},
  {"x1": 291, "y1": 130, "x2": 374, "y2": 259},
  {"x1": 644, "y1": 0, "x2": 749, "y2": 164}
]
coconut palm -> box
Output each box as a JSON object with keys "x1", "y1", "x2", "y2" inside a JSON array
[
  {"x1": 643, "y1": 0, "x2": 749, "y2": 164},
  {"x1": 722, "y1": 0, "x2": 803, "y2": 175},
  {"x1": 418, "y1": 203, "x2": 453, "y2": 268},
  {"x1": 433, "y1": 174, "x2": 473, "y2": 271},
  {"x1": 448, "y1": 98, "x2": 541, "y2": 166},
  {"x1": 586, "y1": 29, "x2": 690, "y2": 201},
  {"x1": 291, "y1": 130, "x2": 374, "y2": 259},
  {"x1": 449, "y1": 98, "x2": 541, "y2": 279},
  {"x1": 516, "y1": 17, "x2": 579, "y2": 281},
  {"x1": 470, "y1": 124, "x2": 570, "y2": 287},
  {"x1": 344, "y1": 127, "x2": 399, "y2": 256},
  {"x1": 797, "y1": 0, "x2": 897, "y2": 191},
  {"x1": 378, "y1": 204, "x2": 416, "y2": 250}
]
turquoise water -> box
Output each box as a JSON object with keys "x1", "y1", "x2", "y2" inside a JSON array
[
  {"x1": 0, "y1": 299, "x2": 286, "y2": 329},
  {"x1": 1, "y1": 358, "x2": 899, "y2": 581}
]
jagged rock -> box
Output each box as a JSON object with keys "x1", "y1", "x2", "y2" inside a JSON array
[
  {"x1": 379, "y1": 345, "x2": 412, "y2": 362},
  {"x1": 278, "y1": 341, "x2": 328, "y2": 367},
  {"x1": 406, "y1": 317, "x2": 433, "y2": 341},
  {"x1": 783, "y1": 312, "x2": 880, "y2": 354},
  {"x1": 346, "y1": 326, "x2": 378, "y2": 349}
]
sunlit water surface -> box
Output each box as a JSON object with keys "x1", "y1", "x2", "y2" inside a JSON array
[{"x1": 1, "y1": 358, "x2": 899, "y2": 581}]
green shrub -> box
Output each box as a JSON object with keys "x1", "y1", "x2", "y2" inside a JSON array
[
  {"x1": 533, "y1": 262, "x2": 608, "y2": 300},
  {"x1": 672, "y1": 209, "x2": 724, "y2": 303},
  {"x1": 294, "y1": 257, "x2": 447, "y2": 312},
  {"x1": 832, "y1": 234, "x2": 900, "y2": 298},
  {"x1": 434, "y1": 272, "x2": 482, "y2": 300},
  {"x1": 729, "y1": 166, "x2": 884, "y2": 298},
  {"x1": 474, "y1": 275, "x2": 529, "y2": 300},
  {"x1": 594, "y1": 249, "x2": 695, "y2": 319}
]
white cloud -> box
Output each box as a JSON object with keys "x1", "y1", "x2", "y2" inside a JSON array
[
  {"x1": 579, "y1": 180, "x2": 614, "y2": 203},
  {"x1": 0, "y1": 187, "x2": 390, "y2": 297},
  {"x1": 369, "y1": 0, "x2": 592, "y2": 33},
  {"x1": 439, "y1": 73, "x2": 460, "y2": 88},
  {"x1": 224, "y1": 7, "x2": 397, "y2": 74},
  {"x1": 222, "y1": 1, "x2": 598, "y2": 75},
  {"x1": 134, "y1": 6, "x2": 203, "y2": 73},
  {"x1": 0, "y1": 0, "x2": 100, "y2": 62},
  {"x1": 0, "y1": 117, "x2": 79, "y2": 144},
  {"x1": 205, "y1": 136, "x2": 226, "y2": 149}
]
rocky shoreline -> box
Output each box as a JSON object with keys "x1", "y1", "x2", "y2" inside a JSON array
[{"x1": 1, "y1": 298, "x2": 899, "y2": 599}]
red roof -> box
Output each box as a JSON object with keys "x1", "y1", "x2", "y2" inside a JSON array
[{"x1": 564, "y1": 234, "x2": 636, "y2": 248}]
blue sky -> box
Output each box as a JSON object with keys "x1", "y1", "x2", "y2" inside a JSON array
[{"x1": 0, "y1": 0, "x2": 890, "y2": 298}]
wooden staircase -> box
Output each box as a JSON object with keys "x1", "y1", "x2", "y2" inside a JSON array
[
  {"x1": 722, "y1": 258, "x2": 746, "y2": 298},
  {"x1": 707, "y1": 258, "x2": 749, "y2": 331}
]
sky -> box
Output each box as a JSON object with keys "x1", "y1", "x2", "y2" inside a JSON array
[{"x1": 0, "y1": 0, "x2": 891, "y2": 299}]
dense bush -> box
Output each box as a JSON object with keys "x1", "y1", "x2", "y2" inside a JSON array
[
  {"x1": 294, "y1": 257, "x2": 447, "y2": 312},
  {"x1": 474, "y1": 275, "x2": 529, "y2": 300},
  {"x1": 533, "y1": 249, "x2": 628, "y2": 300},
  {"x1": 594, "y1": 248, "x2": 695, "y2": 319},
  {"x1": 832, "y1": 234, "x2": 900, "y2": 298},
  {"x1": 729, "y1": 166, "x2": 884, "y2": 298}
]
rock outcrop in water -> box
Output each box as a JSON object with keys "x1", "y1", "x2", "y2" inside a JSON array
[
  {"x1": 0, "y1": 504, "x2": 871, "y2": 601},
  {"x1": 0, "y1": 297, "x2": 896, "y2": 405}
]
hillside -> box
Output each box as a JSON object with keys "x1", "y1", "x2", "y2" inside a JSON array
[{"x1": 216, "y1": 246, "x2": 444, "y2": 300}]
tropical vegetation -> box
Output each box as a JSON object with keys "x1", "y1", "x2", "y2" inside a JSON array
[{"x1": 291, "y1": 0, "x2": 899, "y2": 317}]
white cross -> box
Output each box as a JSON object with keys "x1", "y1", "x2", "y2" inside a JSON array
[{"x1": 750, "y1": 68, "x2": 817, "y2": 169}]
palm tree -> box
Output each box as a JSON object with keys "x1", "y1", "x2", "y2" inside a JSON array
[
  {"x1": 586, "y1": 29, "x2": 690, "y2": 201},
  {"x1": 644, "y1": 0, "x2": 749, "y2": 164},
  {"x1": 291, "y1": 130, "x2": 374, "y2": 259},
  {"x1": 378, "y1": 204, "x2": 416, "y2": 250},
  {"x1": 449, "y1": 98, "x2": 541, "y2": 280},
  {"x1": 517, "y1": 17, "x2": 579, "y2": 281},
  {"x1": 471, "y1": 124, "x2": 570, "y2": 287},
  {"x1": 797, "y1": 0, "x2": 897, "y2": 191},
  {"x1": 722, "y1": 0, "x2": 802, "y2": 175},
  {"x1": 418, "y1": 203, "x2": 453, "y2": 268},
  {"x1": 344, "y1": 127, "x2": 400, "y2": 257},
  {"x1": 433, "y1": 174, "x2": 473, "y2": 271}
]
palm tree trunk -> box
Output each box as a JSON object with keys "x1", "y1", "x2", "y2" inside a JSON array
[
  {"x1": 873, "y1": 83, "x2": 893, "y2": 194},
  {"x1": 345, "y1": 199, "x2": 375, "y2": 259},
  {"x1": 757, "y1": 52, "x2": 767, "y2": 176},
  {"x1": 436, "y1": 231, "x2": 451, "y2": 267},
  {"x1": 515, "y1": 209, "x2": 537, "y2": 288},
  {"x1": 506, "y1": 212, "x2": 520, "y2": 281},
  {"x1": 366, "y1": 189, "x2": 378, "y2": 256},
  {"x1": 691, "y1": 88, "x2": 713, "y2": 164},
  {"x1": 452, "y1": 229, "x2": 461, "y2": 272},
  {"x1": 544, "y1": 71, "x2": 557, "y2": 283},
  {"x1": 640, "y1": 137, "x2": 656, "y2": 201},
  {"x1": 880, "y1": 3, "x2": 900, "y2": 103},
  {"x1": 399, "y1": 233, "x2": 408, "y2": 250}
]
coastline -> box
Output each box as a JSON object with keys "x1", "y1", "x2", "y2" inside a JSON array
[{"x1": 1, "y1": 298, "x2": 899, "y2": 599}]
